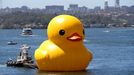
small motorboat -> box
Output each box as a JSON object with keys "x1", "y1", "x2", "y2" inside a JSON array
[
  {"x1": 7, "y1": 41, "x2": 17, "y2": 45},
  {"x1": 22, "y1": 28, "x2": 32, "y2": 35}
]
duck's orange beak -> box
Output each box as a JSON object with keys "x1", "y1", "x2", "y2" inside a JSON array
[{"x1": 67, "y1": 33, "x2": 82, "y2": 41}]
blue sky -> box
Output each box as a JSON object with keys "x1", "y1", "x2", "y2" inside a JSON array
[{"x1": 2, "y1": 0, "x2": 134, "y2": 9}]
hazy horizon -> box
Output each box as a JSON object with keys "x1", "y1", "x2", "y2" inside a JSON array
[{"x1": 1, "y1": 0, "x2": 134, "y2": 9}]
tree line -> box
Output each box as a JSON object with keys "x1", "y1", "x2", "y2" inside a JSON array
[{"x1": 0, "y1": 11, "x2": 134, "y2": 29}]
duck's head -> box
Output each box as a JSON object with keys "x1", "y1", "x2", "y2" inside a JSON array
[{"x1": 47, "y1": 15, "x2": 85, "y2": 44}]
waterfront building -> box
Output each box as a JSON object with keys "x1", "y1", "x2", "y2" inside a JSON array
[
  {"x1": 68, "y1": 4, "x2": 88, "y2": 13},
  {"x1": 94, "y1": 6, "x2": 101, "y2": 12},
  {"x1": 104, "y1": 0, "x2": 109, "y2": 10},
  {"x1": 45, "y1": 5, "x2": 64, "y2": 13},
  {"x1": 115, "y1": 0, "x2": 120, "y2": 8},
  {"x1": 68, "y1": 4, "x2": 79, "y2": 11},
  {"x1": 78, "y1": 6, "x2": 88, "y2": 13}
]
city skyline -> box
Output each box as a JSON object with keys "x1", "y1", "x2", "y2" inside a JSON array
[{"x1": 1, "y1": 0, "x2": 134, "y2": 9}]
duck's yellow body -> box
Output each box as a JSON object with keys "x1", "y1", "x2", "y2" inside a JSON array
[{"x1": 34, "y1": 15, "x2": 92, "y2": 71}]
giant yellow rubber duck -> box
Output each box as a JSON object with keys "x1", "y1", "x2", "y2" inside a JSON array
[{"x1": 34, "y1": 15, "x2": 92, "y2": 71}]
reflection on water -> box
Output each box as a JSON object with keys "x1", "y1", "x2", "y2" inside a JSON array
[
  {"x1": 36, "y1": 69, "x2": 134, "y2": 75},
  {"x1": 1, "y1": 67, "x2": 134, "y2": 75},
  {"x1": 36, "y1": 70, "x2": 92, "y2": 75}
]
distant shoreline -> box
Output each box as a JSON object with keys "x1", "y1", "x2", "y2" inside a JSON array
[{"x1": 0, "y1": 27, "x2": 133, "y2": 29}]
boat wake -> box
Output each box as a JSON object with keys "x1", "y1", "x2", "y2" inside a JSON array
[
  {"x1": 20, "y1": 34, "x2": 39, "y2": 37},
  {"x1": 84, "y1": 39, "x2": 90, "y2": 44},
  {"x1": 0, "y1": 64, "x2": 6, "y2": 67},
  {"x1": 103, "y1": 30, "x2": 110, "y2": 33}
]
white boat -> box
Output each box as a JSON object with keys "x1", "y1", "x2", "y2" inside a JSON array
[{"x1": 22, "y1": 28, "x2": 32, "y2": 35}]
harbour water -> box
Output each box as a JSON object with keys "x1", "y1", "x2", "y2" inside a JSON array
[{"x1": 0, "y1": 28, "x2": 134, "y2": 75}]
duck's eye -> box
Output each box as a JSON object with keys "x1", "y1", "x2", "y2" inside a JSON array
[
  {"x1": 83, "y1": 29, "x2": 85, "y2": 35},
  {"x1": 59, "y1": 30, "x2": 65, "y2": 36}
]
